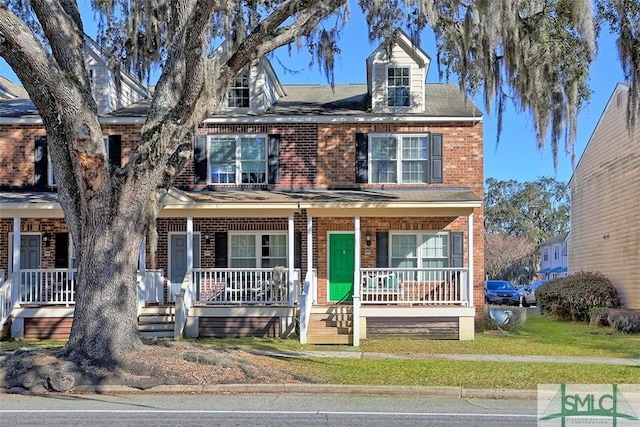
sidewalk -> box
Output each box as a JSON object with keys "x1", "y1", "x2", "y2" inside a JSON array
[{"x1": 247, "y1": 349, "x2": 640, "y2": 366}]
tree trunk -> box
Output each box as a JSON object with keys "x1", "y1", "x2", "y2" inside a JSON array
[{"x1": 65, "y1": 210, "x2": 147, "y2": 367}]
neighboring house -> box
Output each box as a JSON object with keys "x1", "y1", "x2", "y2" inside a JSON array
[
  {"x1": 0, "y1": 31, "x2": 485, "y2": 343},
  {"x1": 538, "y1": 233, "x2": 568, "y2": 280},
  {"x1": 569, "y1": 82, "x2": 640, "y2": 310}
]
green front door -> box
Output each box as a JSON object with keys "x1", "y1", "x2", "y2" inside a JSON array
[{"x1": 329, "y1": 233, "x2": 355, "y2": 301}]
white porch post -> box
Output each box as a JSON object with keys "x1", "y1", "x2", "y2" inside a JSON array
[
  {"x1": 12, "y1": 217, "x2": 20, "y2": 274},
  {"x1": 306, "y1": 215, "x2": 314, "y2": 303},
  {"x1": 352, "y1": 216, "x2": 361, "y2": 347},
  {"x1": 11, "y1": 217, "x2": 21, "y2": 303},
  {"x1": 288, "y1": 215, "x2": 295, "y2": 307},
  {"x1": 139, "y1": 237, "x2": 146, "y2": 273},
  {"x1": 467, "y1": 213, "x2": 474, "y2": 307},
  {"x1": 186, "y1": 217, "x2": 193, "y2": 272}
]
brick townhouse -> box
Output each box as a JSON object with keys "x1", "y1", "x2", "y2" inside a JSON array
[{"x1": 0, "y1": 30, "x2": 484, "y2": 343}]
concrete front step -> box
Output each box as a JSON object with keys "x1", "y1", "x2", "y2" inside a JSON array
[{"x1": 138, "y1": 315, "x2": 175, "y2": 324}]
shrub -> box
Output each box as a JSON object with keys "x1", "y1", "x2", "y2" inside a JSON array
[
  {"x1": 588, "y1": 306, "x2": 611, "y2": 327},
  {"x1": 607, "y1": 309, "x2": 640, "y2": 334},
  {"x1": 536, "y1": 271, "x2": 621, "y2": 321},
  {"x1": 483, "y1": 304, "x2": 527, "y2": 333}
]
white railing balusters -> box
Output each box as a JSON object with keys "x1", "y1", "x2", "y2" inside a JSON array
[
  {"x1": 191, "y1": 268, "x2": 300, "y2": 306},
  {"x1": 360, "y1": 268, "x2": 469, "y2": 306}
]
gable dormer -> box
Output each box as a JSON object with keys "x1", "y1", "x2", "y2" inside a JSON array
[
  {"x1": 366, "y1": 30, "x2": 431, "y2": 114},
  {"x1": 216, "y1": 57, "x2": 285, "y2": 115},
  {"x1": 83, "y1": 35, "x2": 150, "y2": 114}
]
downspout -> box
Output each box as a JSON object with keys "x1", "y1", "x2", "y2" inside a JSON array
[
  {"x1": 306, "y1": 215, "x2": 314, "y2": 304},
  {"x1": 288, "y1": 215, "x2": 295, "y2": 307},
  {"x1": 353, "y1": 216, "x2": 361, "y2": 346},
  {"x1": 467, "y1": 213, "x2": 474, "y2": 307}
]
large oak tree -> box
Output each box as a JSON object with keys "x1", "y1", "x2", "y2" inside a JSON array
[{"x1": 0, "y1": 0, "x2": 633, "y2": 368}]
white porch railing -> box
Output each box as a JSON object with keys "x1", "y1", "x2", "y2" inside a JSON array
[
  {"x1": 0, "y1": 271, "x2": 17, "y2": 328},
  {"x1": 137, "y1": 269, "x2": 164, "y2": 311},
  {"x1": 18, "y1": 269, "x2": 77, "y2": 306},
  {"x1": 298, "y1": 268, "x2": 317, "y2": 345},
  {"x1": 192, "y1": 268, "x2": 299, "y2": 306},
  {"x1": 360, "y1": 268, "x2": 469, "y2": 305}
]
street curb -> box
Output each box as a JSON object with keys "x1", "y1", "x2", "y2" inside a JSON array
[{"x1": 10, "y1": 383, "x2": 537, "y2": 399}]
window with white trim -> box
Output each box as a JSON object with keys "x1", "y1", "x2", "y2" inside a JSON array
[
  {"x1": 387, "y1": 66, "x2": 410, "y2": 107},
  {"x1": 543, "y1": 247, "x2": 549, "y2": 262},
  {"x1": 229, "y1": 233, "x2": 287, "y2": 268},
  {"x1": 390, "y1": 232, "x2": 449, "y2": 268},
  {"x1": 228, "y1": 71, "x2": 250, "y2": 108},
  {"x1": 554, "y1": 244, "x2": 560, "y2": 260},
  {"x1": 209, "y1": 135, "x2": 267, "y2": 184},
  {"x1": 370, "y1": 134, "x2": 428, "y2": 183}
]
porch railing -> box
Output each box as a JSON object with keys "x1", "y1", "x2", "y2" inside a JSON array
[
  {"x1": 18, "y1": 269, "x2": 77, "y2": 306},
  {"x1": 192, "y1": 268, "x2": 299, "y2": 306},
  {"x1": 0, "y1": 271, "x2": 17, "y2": 328},
  {"x1": 137, "y1": 269, "x2": 164, "y2": 311},
  {"x1": 360, "y1": 268, "x2": 469, "y2": 305},
  {"x1": 298, "y1": 268, "x2": 317, "y2": 345}
]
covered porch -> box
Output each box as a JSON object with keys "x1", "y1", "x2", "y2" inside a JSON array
[{"x1": 1, "y1": 187, "x2": 482, "y2": 343}]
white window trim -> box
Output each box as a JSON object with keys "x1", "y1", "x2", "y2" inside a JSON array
[
  {"x1": 369, "y1": 133, "x2": 430, "y2": 184},
  {"x1": 207, "y1": 134, "x2": 268, "y2": 186},
  {"x1": 385, "y1": 64, "x2": 412, "y2": 108},
  {"x1": 226, "y1": 70, "x2": 251, "y2": 109},
  {"x1": 229, "y1": 231, "x2": 288, "y2": 268}
]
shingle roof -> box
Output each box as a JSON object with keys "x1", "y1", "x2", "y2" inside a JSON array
[{"x1": 103, "y1": 83, "x2": 482, "y2": 119}]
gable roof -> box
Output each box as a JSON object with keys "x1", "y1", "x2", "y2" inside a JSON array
[{"x1": 366, "y1": 29, "x2": 430, "y2": 68}]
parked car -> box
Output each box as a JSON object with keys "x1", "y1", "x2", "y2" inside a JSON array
[
  {"x1": 521, "y1": 280, "x2": 548, "y2": 307},
  {"x1": 484, "y1": 280, "x2": 521, "y2": 306}
]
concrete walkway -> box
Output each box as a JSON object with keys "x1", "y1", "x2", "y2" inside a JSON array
[{"x1": 247, "y1": 349, "x2": 640, "y2": 366}]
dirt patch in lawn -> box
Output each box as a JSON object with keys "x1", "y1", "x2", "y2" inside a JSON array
[{"x1": 0, "y1": 340, "x2": 312, "y2": 393}]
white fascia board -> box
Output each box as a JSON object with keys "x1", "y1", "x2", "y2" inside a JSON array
[
  {"x1": 2, "y1": 114, "x2": 483, "y2": 126},
  {"x1": 202, "y1": 115, "x2": 483, "y2": 124}
]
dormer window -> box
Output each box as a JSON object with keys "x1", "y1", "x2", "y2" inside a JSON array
[
  {"x1": 387, "y1": 67, "x2": 410, "y2": 107},
  {"x1": 228, "y1": 71, "x2": 250, "y2": 108}
]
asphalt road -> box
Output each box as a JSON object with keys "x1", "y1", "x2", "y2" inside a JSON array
[{"x1": 0, "y1": 392, "x2": 539, "y2": 426}]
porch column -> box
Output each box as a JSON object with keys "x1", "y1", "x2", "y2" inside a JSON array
[
  {"x1": 288, "y1": 215, "x2": 295, "y2": 307},
  {"x1": 306, "y1": 215, "x2": 314, "y2": 303},
  {"x1": 352, "y1": 216, "x2": 361, "y2": 347},
  {"x1": 139, "y1": 237, "x2": 146, "y2": 273},
  {"x1": 11, "y1": 217, "x2": 21, "y2": 303},
  {"x1": 186, "y1": 217, "x2": 193, "y2": 272},
  {"x1": 12, "y1": 217, "x2": 20, "y2": 274},
  {"x1": 467, "y1": 213, "x2": 474, "y2": 307}
]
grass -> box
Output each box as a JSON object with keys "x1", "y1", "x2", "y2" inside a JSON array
[{"x1": 3, "y1": 312, "x2": 640, "y2": 390}]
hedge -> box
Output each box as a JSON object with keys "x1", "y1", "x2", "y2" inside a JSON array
[{"x1": 536, "y1": 271, "x2": 621, "y2": 321}]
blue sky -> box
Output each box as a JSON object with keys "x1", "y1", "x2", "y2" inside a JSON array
[{"x1": 0, "y1": 3, "x2": 625, "y2": 184}]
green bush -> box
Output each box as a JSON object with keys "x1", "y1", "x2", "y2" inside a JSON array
[
  {"x1": 483, "y1": 304, "x2": 527, "y2": 332},
  {"x1": 536, "y1": 272, "x2": 621, "y2": 321},
  {"x1": 607, "y1": 309, "x2": 640, "y2": 334}
]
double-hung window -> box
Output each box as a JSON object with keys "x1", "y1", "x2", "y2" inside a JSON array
[
  {"x1": 229, "y1": 233, "x2": 287, "y2": 268},
  {"x1": 391, "y1": 232, "x2": 450, "y2": 281},
  {"x1": 370, "y1": 134, "x2": 428, "y2": 183},
  {"x1": 228, "y1": 71, "x2": 250, "y2": 108},
  {"x1": 209, "y1": 135, "x2": 267, "y2": 184},
  {"x1": 387, "y1": 66, "x2": 410, "y2": 107}
]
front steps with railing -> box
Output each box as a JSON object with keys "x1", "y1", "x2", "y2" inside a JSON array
[
  {"x1": 138, "y1": 305, "x2": 175, "y2": 339},
  {"x1": 306, "y1": 305, "x2": 353, "y2": 345}
]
